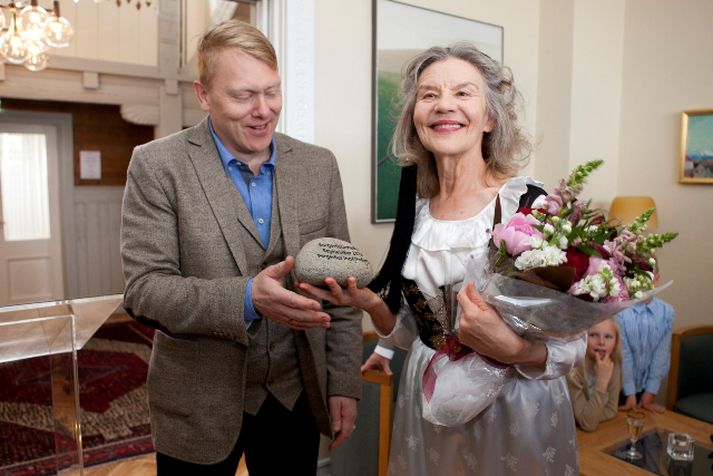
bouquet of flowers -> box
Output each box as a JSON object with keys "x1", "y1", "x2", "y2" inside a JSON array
[
  {"x1": 484, "y1": 159, "x2": 677, "y2": 336},
  {"x1": 422, "y1": 160, "x2": 677, "y2": 427}
]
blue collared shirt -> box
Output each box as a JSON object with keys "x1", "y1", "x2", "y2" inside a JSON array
[
  {"x1": 209, "y1": 120, "x2": 275, "y2": 325},
  {"x1": 615, "y1": 297, "x2": 675, "y2": 396}
]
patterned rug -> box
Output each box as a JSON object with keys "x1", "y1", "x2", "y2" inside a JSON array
[{"x1": 0, "y1": 320, "x2": 155, "y2": 476}]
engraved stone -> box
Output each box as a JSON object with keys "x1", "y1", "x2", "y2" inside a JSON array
[{"x1": 294, "y1": 238, "x2": 373, "y2": 288}]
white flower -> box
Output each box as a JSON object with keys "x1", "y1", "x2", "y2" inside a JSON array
[
  {"x1": 514, "y1": 246, "x2": 567, "y2": 271},
  {"x1": 530, "y1": 236, "x2": 544, "y2": 249},
  {"x1": 543, "y1": 223, "x2": 555, "y2": 235},
  {"x1": 558, "y1": 235, "x2": 568, "y2": 249},
  {"x1": 561, "y1": 222, "x2": 572, "y2": 234},
  {"x1": 570, "y1": 264, "x2": 619, "y2": 301}
]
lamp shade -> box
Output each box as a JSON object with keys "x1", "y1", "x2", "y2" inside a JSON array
[{"x1": 609, "y1": 196, "x2": 658, "y2": 229}]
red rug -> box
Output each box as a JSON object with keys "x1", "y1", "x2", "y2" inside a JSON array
[{"x1": 0, "y1": 320, "x2": 155, "y2": 476}]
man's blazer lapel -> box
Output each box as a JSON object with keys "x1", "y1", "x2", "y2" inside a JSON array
[
  {"x1": 186, "y1": 119, "x2": 261, "y2": 274},
  {"x1": 274, "y1": 135, "x2": 301, "y2": 258}
]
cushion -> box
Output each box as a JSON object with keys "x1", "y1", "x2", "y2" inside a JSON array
[{"x1": 674, "y1": 393, "x2": 713, "y2": 424}]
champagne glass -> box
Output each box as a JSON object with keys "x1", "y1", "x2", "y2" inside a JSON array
[{"x1": 624, "y1": 409, "x2": 646, "y2": 460}]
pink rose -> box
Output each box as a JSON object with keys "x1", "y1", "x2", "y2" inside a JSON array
[
  {"x1": 492, "y1": 212, "x2": 543, "y2": 255},
  {"x1": 584, "y1": 256, "x2": 607, "y2": 276}
]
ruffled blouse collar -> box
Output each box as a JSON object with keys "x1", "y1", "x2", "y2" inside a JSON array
[{"x1": 410, "y1": 176, "x2": 543, "y2": 252}]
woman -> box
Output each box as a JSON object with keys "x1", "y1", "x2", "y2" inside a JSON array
[
  {"x1": 300, "y1": 43, "x2": 585, "y2": 475},
  {"x1": 567, "y1": 317, "x2": 622, "y2": 432}
]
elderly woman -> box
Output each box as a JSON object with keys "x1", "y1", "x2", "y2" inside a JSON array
[{"x1": 301, "y1": 43, "x2": 585, "y2": 475}]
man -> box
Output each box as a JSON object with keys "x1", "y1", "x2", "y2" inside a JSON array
[{"x1": 120, "y1": 20, "x2": 361, "y2": 475}]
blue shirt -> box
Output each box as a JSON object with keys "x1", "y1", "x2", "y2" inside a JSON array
[
  {"x1": 209, "y1": 120, "x2": 275, "y2": 325},
  {"x1": 615, "y1": 297, "x2": 675, "y2": 396}
]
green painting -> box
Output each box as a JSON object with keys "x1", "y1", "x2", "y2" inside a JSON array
[{"x1": 373, "y1": 0, "x2": 503, "y2": 222}]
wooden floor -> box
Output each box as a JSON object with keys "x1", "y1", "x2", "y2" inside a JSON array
[{"x1": 75, "y1": 453, "x2": 248, "y2": 476}]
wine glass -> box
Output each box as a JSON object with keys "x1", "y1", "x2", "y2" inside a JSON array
[{"x1": 624, "y1": 409, "x2": 646, "y2": 460}]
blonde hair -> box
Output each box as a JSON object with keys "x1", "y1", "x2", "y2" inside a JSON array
[
  {"x1": 588, "y1": 317, "x2": 622, "y2": 365},
  {"x1": 391, "y1": 42, "x2": 531, "y2": 198},
  {"x1": 197, "y1": 20, "x2": 277, "y2": 88}
]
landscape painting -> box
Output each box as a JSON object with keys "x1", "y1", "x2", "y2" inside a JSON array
[
  {"x1": 372, "y1": 0, "x2": 503, "y2": 222},
  {"x1": 680, "y1": 109, "x2": 713, "y2": 184}
]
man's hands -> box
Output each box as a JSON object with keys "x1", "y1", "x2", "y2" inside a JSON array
[
  {"x1": 252, "y1": 256, "x2": 331, "y2": 329},
  {"x1": 328, "y1": 396, "x2": 357, "y2": 450}
]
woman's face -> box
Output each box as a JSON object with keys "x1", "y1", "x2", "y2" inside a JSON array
[
  {"x1": 412, "y1": 57, "x2": 493, "y2": 159},
  {"x1": 586, "y1": 320, "x2": 617, "y2": 361}
]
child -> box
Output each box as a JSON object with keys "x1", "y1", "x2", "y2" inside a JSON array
[
  {"x1": 567, "y1": 317, "x2": 622, "y2": 431},
  {"x1": 615, "y1": 294, "x2": 674, "y2": 413}
]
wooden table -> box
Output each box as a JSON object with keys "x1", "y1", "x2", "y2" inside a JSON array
[{"x1": 577, "y1": 410, "x2": 713, "y2": 475}]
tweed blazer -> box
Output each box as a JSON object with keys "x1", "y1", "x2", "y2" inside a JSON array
[{"x1": 120, "y1": 117, "x2": 362, "y2": 464}]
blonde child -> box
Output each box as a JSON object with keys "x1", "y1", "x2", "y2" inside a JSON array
[{"x1": 567, "y1": 318, "x2": 622, "y2": 431}]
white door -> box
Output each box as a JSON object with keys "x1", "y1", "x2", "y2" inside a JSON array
[{"x1": 0, "y1": 122, "x2": 65, "y2": 305}]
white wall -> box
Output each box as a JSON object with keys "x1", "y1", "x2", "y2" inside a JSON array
[{"x1": 616, "y1": 0, "x2": 713, "y2": 328}]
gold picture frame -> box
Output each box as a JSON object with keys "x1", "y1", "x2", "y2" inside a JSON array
[{"x1": 679, "y1": 109, "x2": 713, "y2": 184}]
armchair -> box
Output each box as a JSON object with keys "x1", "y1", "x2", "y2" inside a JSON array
[{"x1": 666, "y1": 325, "x2": 713, "y2": 423}]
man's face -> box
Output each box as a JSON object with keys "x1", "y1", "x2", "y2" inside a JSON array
[{"x1": 194, "y1": 49, "x2": 282, "y2": 163}]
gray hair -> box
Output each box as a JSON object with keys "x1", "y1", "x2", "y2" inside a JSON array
[{"x1": 391, "y1": 42, "x2": 531, "y2": 198}]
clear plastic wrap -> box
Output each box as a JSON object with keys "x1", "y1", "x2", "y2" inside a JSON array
[
  {"x1": 421, "y1": 343, "x2": 513, "y2": 427},
  {"x1": 420, "y1": 262, "x2": 671, "y2": 427},
  {"x1": 480, "y1": 273, "x2": 672, "y2": 339}
]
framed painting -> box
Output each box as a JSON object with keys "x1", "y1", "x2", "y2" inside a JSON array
[
  {"x1": 372, "y1": 0, "x2": 504, "y2": 222},
  {"x1": 679, "y1": 109, "x2": 713, "y2": 184}
]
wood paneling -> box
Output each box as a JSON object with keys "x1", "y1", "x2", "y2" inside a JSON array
[
  {"x1": 71, "y1": 188, "x2": 124, "y2": 297},
  {"x1": 1, "y1": 99, "x2": 153, "y2": 186}
]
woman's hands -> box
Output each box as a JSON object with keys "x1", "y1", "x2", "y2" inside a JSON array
[
  {"x1": 297, "y1": 276, "x2": 381, "y2": 311},
  {"x1": 457, "y1": 282, "x2": 546, "y2": 368},
  {"x1": 361, "y1": 352, "x2": 393, "y2": 375},
  {"x1": 297, "y1": 276, "x2": 397, "y2": 335}
]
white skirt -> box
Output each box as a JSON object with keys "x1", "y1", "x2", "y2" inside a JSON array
[{"x1": 388, "y1": 339, "x2": 579, "y2": 476}]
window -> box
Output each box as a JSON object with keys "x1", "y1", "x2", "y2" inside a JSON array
[{"x1": 0, "y1": 133, "x2": 50, "y2": 241}]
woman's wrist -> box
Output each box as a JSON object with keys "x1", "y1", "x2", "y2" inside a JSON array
[
  {"x1": 366, "y1": 300, "x2": 396, "y2": 335},
  {"x1": 512, "y1": 339, "x2": 547, "y2": 369}
]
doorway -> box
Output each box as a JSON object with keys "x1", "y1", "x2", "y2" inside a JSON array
[{"x1": 0, "y1": 118, "x2": 66, "y2": 305}]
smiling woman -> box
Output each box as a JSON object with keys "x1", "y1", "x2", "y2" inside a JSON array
[
  {"x1": 297, "y1": 42, "x2": 584, "y2": 476},
  {"x1": 413, "y1": 59, "x2": 493, "y2": 166}
]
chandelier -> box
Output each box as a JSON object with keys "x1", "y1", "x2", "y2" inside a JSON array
[
  {"x1": 0, "y1": 1, "x2": 73, "y2": 71},
  {"x1": 0, "y1": 0, "x2": 152, "y2": 72}
]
